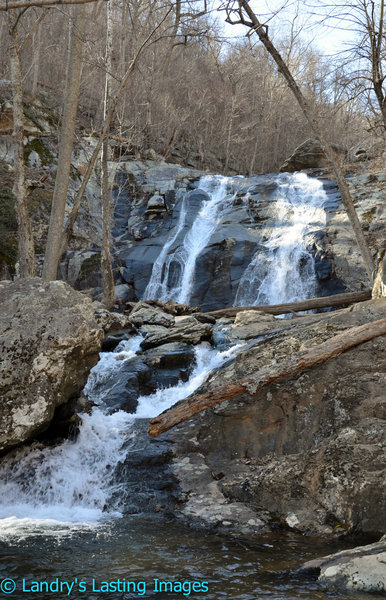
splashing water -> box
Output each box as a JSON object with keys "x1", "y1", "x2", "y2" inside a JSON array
[
  {"x1": 235, "y1": 172, "x2": 328, "y2": 306},
  {"x1": 0, "y1": 337, "x2": 242, "y2": 533}
]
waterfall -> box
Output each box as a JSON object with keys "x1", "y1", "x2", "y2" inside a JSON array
[
  {"x1": 143, "y1": 197, "x2": 187, "y2": 301},
  {"x1": 0, "y1": 338, "x2": 242, "y2": 531},
  {"x1": 235, "y1": 172, "x2": 328, "y2": 306},
  {"x1": 144, "y1": 175, "x2": 233, "y2": 305}
]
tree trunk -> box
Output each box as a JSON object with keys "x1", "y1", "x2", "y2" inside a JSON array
[
  {"x1": 100, "y1": 0, "x2": 114, "y2": 308},
  {"x1": 58, "y1": 9, "x2": 172, "y2": 256},
  {"x1": 232, "y1": 0, "x2": 374, "y2": 281},
  {"x1": 42, "y1": 4, "x2": 85, "y2": 281},
  {"x1": 206, "y1": 290, "x2": 372, "y2": 318},
  {"x1": 8, "y1": 14, "x2": 35, "y2": 277},
  {"x1": 148, "y1": 317, "x2": 386, "y2": 437},
  {"x1": 31, "y1": 18, "x2": 42, "y2": 96},
  {"x1": 372, "y1": 250, "x2": 386, "y2": 298}
]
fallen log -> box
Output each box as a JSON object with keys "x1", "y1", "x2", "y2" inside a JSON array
[
  {"x1": 148, "y1": 317, "x2": 386, "y2": 437},
  {"x1": 205, "y1": 290, "x2": 371, "y2": 319}
]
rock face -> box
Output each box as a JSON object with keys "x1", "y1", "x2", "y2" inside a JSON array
[
  {"x1": 118, "y1": 167, "x2": 343, "y2": 310},
  {"x1": 280, "y1": 138, "x2": 347, "y2": 172},
  {"x1": 301, "y1": 536, "x2": 386, "y2": 593},
  {"x1": 0, "y1": 278, "x2": 103, "y2": 452},
  {"x1": 168, "y1": 299, "x2": 386, "y2": 537},
  {"x1": 325, "y1": 171, "x2": 386, "y2": 292}
]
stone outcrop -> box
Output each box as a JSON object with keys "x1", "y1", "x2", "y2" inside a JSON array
[
  {"x1": 140, "y1": 316, "x2": 213, "y2": 350},
  {"x1": 0, "y1": 278, "x2": 103, "y2": 452},
  {"x1": 280, "y1": 138, "x2": 347, "y2": 172},
  {"x1": 168, "y1": 299, "x2": 386, "y2": 537},
  {"x1": 301, "y1": 535, "x2": 386, "y2": 593},
  {"x1": 118, "y1": 168, "x2": 343, "y2": 310},
  {"x1": 325, "y1": 171, "x2": 386, "y2": 292},
  {"x1": 129, "y1": 302, "x2": 175, "y2": 328}
]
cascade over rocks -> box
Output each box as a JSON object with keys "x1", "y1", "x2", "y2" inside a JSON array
[
  {"x1": 0, "y1": 278, "x2": 104, "y2": 452},
  {"x1": 116, "y1": 165, "x2": 344, "y2": 310}
]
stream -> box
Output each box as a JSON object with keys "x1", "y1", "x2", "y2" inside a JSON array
[{"x1": 0, "y1": 173, "x2": 381, "y2": 600}]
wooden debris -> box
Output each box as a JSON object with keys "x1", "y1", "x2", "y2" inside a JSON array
[{"x1": 148, "y1": 317, "x2": 386, "y2": 437}]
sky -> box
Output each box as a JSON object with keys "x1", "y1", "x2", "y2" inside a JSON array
[{"x1": 217, "y1": 0, "x2": 356, "y2": 55}]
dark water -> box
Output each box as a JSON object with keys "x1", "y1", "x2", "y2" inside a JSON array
[{"x1": 0, "y1": 516, "x2": 383, "y2": 600}]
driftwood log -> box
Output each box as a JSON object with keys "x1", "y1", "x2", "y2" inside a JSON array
[
  {"x1": 205, "y1": 290, "x2": 371, "y2": 318},
  {"x1": 148, "y1": 317, "x2": 386, "y2": 437}
]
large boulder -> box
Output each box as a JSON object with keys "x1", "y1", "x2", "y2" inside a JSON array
[
  {"x1": 280, "y1": 138, "x2": 347, "y2": 172},
  {"x1": 0, "y1": 278, "x2": 103, "y2": 452},
  {"x1": 169, "y1": 299, "x2": 386, "y2": 537},
  {"x1": 301, "y1": 536, "x2": 386, "y2": 593}
]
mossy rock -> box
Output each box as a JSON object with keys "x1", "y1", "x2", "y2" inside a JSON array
[
  {"x1": 362, "y1": 207, "x2": 376, "y2": 223},
  {"x1": 24, "y1": 138, "x2": 54, "y2": 167},
  {"x1": 79, "y1": 253, "x2": 101, "y2": 278},
  {"x1": 0, "y1": 188, "x2": 17, "y2": 230}
]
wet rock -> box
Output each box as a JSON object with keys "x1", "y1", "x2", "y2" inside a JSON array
[
  {"x1": 280, "y1": 139, "x2": 347, "y2": 172},
  {"x1": 142, "y1": 342, "x2": 195, "y2": 370},
  {"x1": 101, "y1": 330, "x2": 132, "y2": 352},
  {"x1": 140, "y1": 317, "x2": 212, "y2": 350},
  {"x1": 301, "y1": 536, "x2": 386, "y2": 593},
  {"x1": 92, "y1": 356, "x2": 152, "y2": 413},
  {"x1": 0, "y1": 278, "x2": 103, "y2": 452},
  {"x1": 112, "y1": 420, "x2": 179, "y2": 515}
]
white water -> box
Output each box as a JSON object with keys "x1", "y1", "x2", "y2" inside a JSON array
[
  {"x1": 0, "y1": 338, "x2": 242, "y2": 533},
  {"x1": 144, "y1": 175, "x2": 234, "y2": 304},
  {"x1": 235, "y1": 172, "x2": 328, "y2": 306},
  {"x1": 143, "y1": 197, "x2": 187, "y2": 301}
]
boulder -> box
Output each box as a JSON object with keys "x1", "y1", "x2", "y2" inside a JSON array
[
  {"x1": 230, "y1": 310, "x2": 277, "y2": 340},
  {"x1": 350, "y1": 139, "x2": 386, "y2": 162},
  {"x1": 142, "y1": 342, "x2": 195, "y2": 370},
  {"x1": 87, "y1": 355, "x2": 152, "y2": 413},
  {"x1": 93, "y1": 305, "x2": 136, "y2": 334},
  {"x1": 168, "y1": 299, "x2": 386, "y2": 536},
  {"x1": 140, "y1": 317, "x2": 212, "y2": 350},
  {"x1": 280, "y1": 138, "x2": 347, "y2": 172},
  {"x1": 129, "y1": 302, "x2": 175, "y2": 328},
  {"x1": 0, "y1": 278, "x2": 103, "y2": 452},
  {"x1": 301, "y1": 536, "x2": 386, "y2": 593}
]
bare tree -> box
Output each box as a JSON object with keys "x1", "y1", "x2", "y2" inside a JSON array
[
  {"x1": 100, "y1": 0, "x2": 114, "y2": 307},
  {"x1": 305, "y1": 0, "x2": 385, "y2": 134},
  {"x1": 42, "y1": 4, "x2": 85, "y2": 280},
  {"x1": 6, "y1": 11, "x2": 35, "y2": 277},
  {"x1": 222, "y1": 0, "x2": 374, "y2": 281}
]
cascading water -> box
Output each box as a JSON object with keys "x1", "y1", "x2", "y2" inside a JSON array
[
  {"x1": 235, "y1": 172, "x2": 328, "y2": 306},
  {"x1": 0, "y1": 337, "x2": 242, "y2": 532},
  {"x1": 144, "y1": 175, "x2": 234, "y2": 304}
]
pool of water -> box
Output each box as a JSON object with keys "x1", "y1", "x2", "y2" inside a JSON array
[{"x1": 0, "y1": 516, "x2": 382, "y2": 600}]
